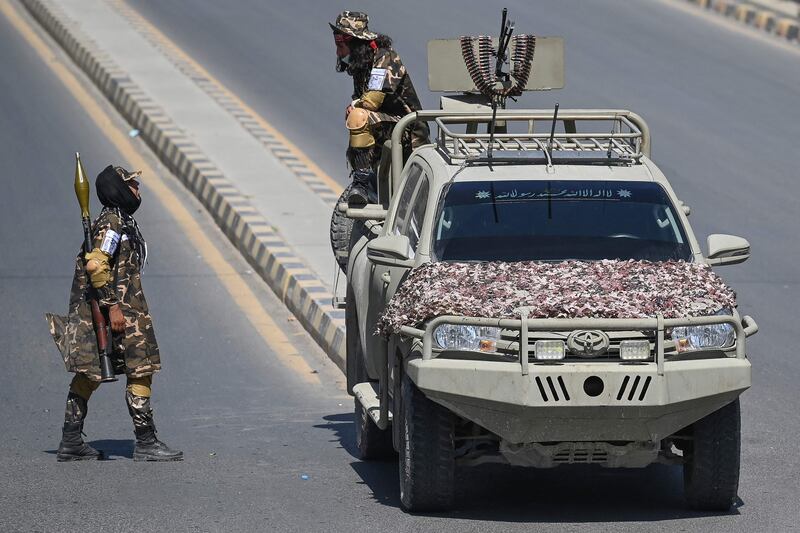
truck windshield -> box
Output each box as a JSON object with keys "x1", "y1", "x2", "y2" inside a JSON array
[{"x1": 432, "y1": 180, "x2": 692, "y2": 262}]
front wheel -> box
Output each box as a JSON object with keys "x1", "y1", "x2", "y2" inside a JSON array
[
  {"x1": 399, "y1": 372, "x2": 455, "y2": 512},
  {"x1": 683, "y1": 398, "x2": 741, "y2": 511}
]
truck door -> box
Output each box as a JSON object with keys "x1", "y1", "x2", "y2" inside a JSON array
[{"x1": 363, "y1": 161, "x2": 431, "y2": 373}]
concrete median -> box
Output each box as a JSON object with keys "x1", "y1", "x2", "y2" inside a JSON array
[{"x1": 686, "y1": 0, "x2": 799, "y2": 43}]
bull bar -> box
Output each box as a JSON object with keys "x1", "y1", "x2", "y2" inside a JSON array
[{"x1": 399, "y1": 313, "x2": 759, "y2": 375}]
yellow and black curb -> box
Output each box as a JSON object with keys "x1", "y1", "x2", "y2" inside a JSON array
[
  {"x1": 687, "y1": 0, "x2": 800, "y2": 42},
  {"x1": 22, "y1": 0, "x2": 346, "y2": 371}
]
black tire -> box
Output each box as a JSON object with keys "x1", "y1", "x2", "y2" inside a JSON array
[
  {"x1": 683, "y1": 398, "x2": 741, "y2": 511},
  {"x1": 399, "y1": 372, "x2": 455, "y2": 512},
  {"x1": 354, "y1": 398, "x2": 395, "y2": 460},
  {"x1": 330, "y1": 184, "x2": 355, "y2": 273}
]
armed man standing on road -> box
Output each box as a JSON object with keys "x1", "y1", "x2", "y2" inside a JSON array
[
  {"x1": 47, "y1": 164, "x2": 182, "y2": 462},
  {"x1": 331, "y1": 11, "x2": 429, "y2": 206}
]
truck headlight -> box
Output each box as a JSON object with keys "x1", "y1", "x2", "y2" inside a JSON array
[
  {"x1": 433, "y1": 325, "x2": 500, "y2": 352},
  {"x1": 671, "y1": 311, "x2": 735, "y2": 352}
]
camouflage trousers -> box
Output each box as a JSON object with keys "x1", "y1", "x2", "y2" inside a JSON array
[{"x1": 67, "y1": 373, "x2": 154, "y2": 429}]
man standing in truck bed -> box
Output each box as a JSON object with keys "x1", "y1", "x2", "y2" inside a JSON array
[{"x1": 331, "y1": 10, "x2": 429, "y2": 206}]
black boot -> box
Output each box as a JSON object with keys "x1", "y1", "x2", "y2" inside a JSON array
[
  {"x1": 56, "y1": 393, "x2": 102, "y2": 462},
  {"x1": 346, "y1": 146, "x2": 378, "y2": 207},
  {"x1": 348, "y1": 169, "x2": 376, "y2": 207},
  {"x1": 126, "y1": 390, "x2": 183, "y2": 461},
  {"x1": 133, "y1": 424, "x2": 183, "y2": 462}
]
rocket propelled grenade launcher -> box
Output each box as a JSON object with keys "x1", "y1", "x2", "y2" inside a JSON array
[{"x1": 75, "y1": 153, "x2": 117, "y2": 383}]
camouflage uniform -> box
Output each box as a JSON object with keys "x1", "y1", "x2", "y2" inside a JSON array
[
  {"x1": 47, "y1": 208, "x2": 160, "y2": 380},
  {"x1": 332, "y1": 11, "x2": 429, "y2": 168},
  {"x1": 350, "y1": 45, "x2": 429, "y2": 150},
  {"x1": 48, "y1": 164, "x2": 182, "y2": 462}
]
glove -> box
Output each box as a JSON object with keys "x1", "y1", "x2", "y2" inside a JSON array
[{"x1": 84, "y1": 249, "x2": 111, "y2": 288}]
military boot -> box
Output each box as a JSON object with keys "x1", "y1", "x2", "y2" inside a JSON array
[
  {"x1": 126, "y1": 390, "x2": 183, "y2": 462},
  {"x1": 56, "y1": 393, "x2": 103, "y2": 462},
  {"x1": 348, "y1": 169, "x2": 377, "y2": 207},
  {"x1": 133, "y1": 424, "x2": 183, "y2": 462},
  {"x1": 346, "y1": 146, "x2": 378, "y2": 207}
]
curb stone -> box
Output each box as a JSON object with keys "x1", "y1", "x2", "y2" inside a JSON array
[
  {"x1": 22, "y1": 0, "x2": 346, "y2": 372},
  {"x1": 686, "y1": 0, "x2": 800, "y2": 42}
]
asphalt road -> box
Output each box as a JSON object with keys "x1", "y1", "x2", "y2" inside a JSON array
[
  {"x1": 124, "y1": 0, "x2": 799, "y2": 526},
  {"x1": 2, "y1": 0, "x2": 799, "y2": 531},
  {"x1": 0, "y1": 6, "x2": 351, "y2": 532}
]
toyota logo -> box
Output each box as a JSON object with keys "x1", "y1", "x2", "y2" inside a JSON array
[{"x1": 567, "y1": 330, "x2": 610, "y2": 357}]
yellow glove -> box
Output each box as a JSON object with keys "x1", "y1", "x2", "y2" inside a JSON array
[
  {"x1": 356, "y1": 91, "x2": 385, "y2": 111},
  {"x1": 84, "y1": 249, "x2": 111, "y2": 288}
]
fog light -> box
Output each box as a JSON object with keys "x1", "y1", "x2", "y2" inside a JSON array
[
  {"x1": 619, "y1": 340, "x2": 650, "y2": 360},
  {"x1": 534, "y1": 340, "x2": 565, "y2": 360}
]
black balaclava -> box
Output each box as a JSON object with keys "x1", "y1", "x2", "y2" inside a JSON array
[
  {"x1": 94, "y1": 165, "x2": 147, "y2": 269},
  {"x1": 96, "y1": 165, "x2": 141, "y2": 215}
]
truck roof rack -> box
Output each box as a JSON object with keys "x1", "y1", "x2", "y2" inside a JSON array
[
  {"x1": 390, "y1": 109, "x2": 651, "y2": 195},
  {"x1": 435, "y1": 110, "x2": 645, "y2": 164}
]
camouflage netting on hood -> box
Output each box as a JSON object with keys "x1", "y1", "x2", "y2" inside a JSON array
[{"x1": 377, "y1": 260, "x2": 736, "y2": 336}]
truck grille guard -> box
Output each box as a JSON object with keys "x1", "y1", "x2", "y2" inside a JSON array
[{"x1": 399, "y1": 312, "x2": 758, "y2": 376}]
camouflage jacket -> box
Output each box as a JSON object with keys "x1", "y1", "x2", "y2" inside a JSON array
[
  {"x1": 352, "y1": 46, "x2": 424, "y2": 119},
  {"x1": 46, "y1": 209, "x2": 160, "y2": 381},
  {"x1": 352, "y1": 46, "x2": 429, "y2": 147}
]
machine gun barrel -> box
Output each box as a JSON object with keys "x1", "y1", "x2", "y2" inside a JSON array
[{"x1": 494, "y1": 8, "x2": 514, "y2": 79}]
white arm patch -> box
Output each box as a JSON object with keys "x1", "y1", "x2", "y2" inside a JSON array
[
  {"x1": 367, "y1": 68, "x2": 387, "y2": 91},
  {"x1": 100, "y1": 229, "x2": 121, "y2": 255}
]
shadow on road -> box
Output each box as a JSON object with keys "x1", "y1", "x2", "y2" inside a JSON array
[
  {"x1": 319, "y1": 411, "x2": 359, "y2": 457},
  {"x1": 319, "y1": 412, "x2": 399, "y2": 508},
  {"x1": 88, "y1": 439, "x2": 134, "y2": 459},
  {"x1": 319, "y1": 412, "x2": 743, "y2": 522},
  {"x1": 43, "y1": 439, "x2": 134, "y2": 460}
]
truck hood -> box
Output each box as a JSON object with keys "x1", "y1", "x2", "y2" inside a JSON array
[{"x1": 377, "y1": 260, "x2": 735, "y2": 335}]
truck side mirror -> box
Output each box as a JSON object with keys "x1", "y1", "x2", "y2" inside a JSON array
[
  {"x1": 367, "y1": 234, "x2": 414, "y2": 268},
  {"x1": 706, "y1": 234, "x2": 750, "y2": 266}
]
